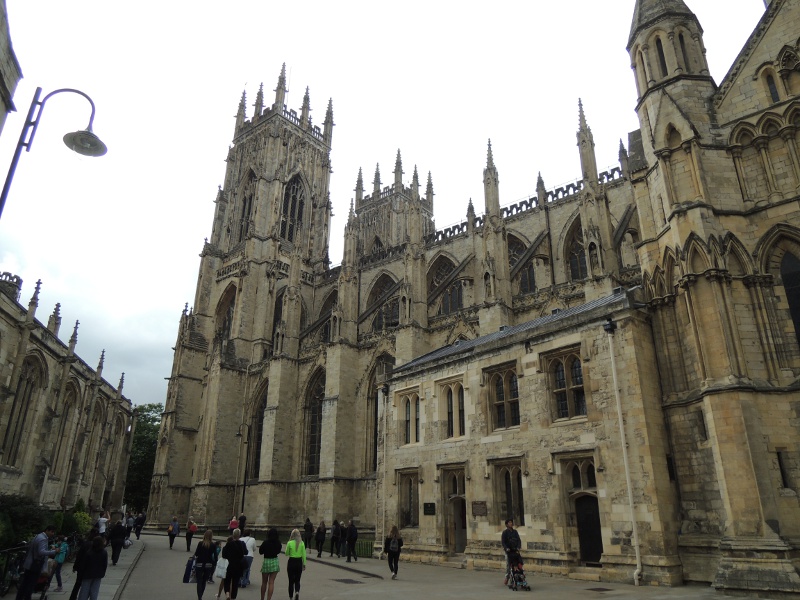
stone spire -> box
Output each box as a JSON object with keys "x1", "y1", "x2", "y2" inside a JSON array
[
  {"x1": 426, "y1": 171, "x2": 434, "y2": 205},
  {"x1": 394, "y1": 149, "x2": 403, "y2": 190},
  {"x1": 47, "y1": 303, "x2": 62, "y2": 335},
  {"x1": 628, "y1": 0, "x2": 696, "y2": 48},
  {"x1": 323, "y1": 98, "x2": 334, "y2": 146},
  {"x1": 235, "y1": 90, "x2": 246, "y2": 133},
  {"x1": 483, "y1": 140, "x2": 500, "y2": 217},
  {"x1": 97, "y1": 349, "x2": 105, "y2": 379},
  {"x1": 68, "y1": 320, "x2": 79, "y2": 354},
  {"x1": 273, "y1": 63, "x2": 287, "y2": 111},
  {"x1": 26, "y1": 280, "x2": 41, "y2": 323},
  {"x1": 411, "y1": 165, "x2": 420, "y2": 200},
  {"x1": 253, "y1": 83, "x2": 264, "y2": 118},
  {"x1": 536, "y1": 172, "x2": 547, "y2": 204},
  {"x1": 577, "y1": 99, "x2": 598, "y2": 186},
  {"x1": 118, "y1": 373, "x2": 125, "y2": 394},
  {"x1": 355, "y1": 168, "x2": 364, "y2": 206},
  {"x1": 373, "y1": 164, "x2": 381, "y2": 196},
  {"x1": 300, "y1": 86, "x2": 311, "y2": 128},
  {"x1": 619, "y1": 139, "x2": 630, "y2": 177}
]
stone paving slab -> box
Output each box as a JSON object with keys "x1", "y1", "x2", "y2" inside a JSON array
[{"x1": 106, "y1": 533, "x2": 721, "y2": 600}]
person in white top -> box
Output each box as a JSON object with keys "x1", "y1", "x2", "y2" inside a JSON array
[
  {"x1": 239, "y1": 528, "x2": 258, "y2": 588},
  {"x1": 96, "y1": 511, "x2": 109, "y2": 537}
]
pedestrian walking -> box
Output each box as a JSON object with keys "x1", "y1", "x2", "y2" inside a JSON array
[
  {"x1": 15, "y1": 524, "x2": 56, "y2": 600},
  {"x1": 239, "y1": 529, "x2": 257, "y2": 588},
  {"x1": 134, "y1": 513, "x2": 145, "y2": 540},
  {"x1": 501, "y1": 518, "x2": 522, "y2": 585},
  {"x1": 302, "y1": 518, "x2": 313, "y2": 551},
  {"x1": 213, "y1": 539, "x2": 229, "y2": 599},
  {"x1": 68, "y1": 528, "x2": 98, "y2": 600},
  {"x1": 108, "y1": 520, "x2": 126, "y2": 565},
  {"x1": 50, "y1": 534, "x2": 69, "y2": 592},
  {"x1": 329, "y1": 520, "x2": 340, "y2": 557},
  {"x1": 314, "y1": 521, "x2": 326, "y2": 558},
  {"x1": 383, "y1": 525, "x2": 403, "y2": 579},
  {"x1": 285, "y1": 529, "x2": 306, "y2": 600},
  {"x1": 124, "y1": 512, "x2": 134, "y2": 539},
  {"x1": 167, "y1": 516, "x2": 180, "y2": 549},
  {"x1": 258, "y1": 528, "x2": 281, "y2": 600},
  {"x1": 193, "y1": 530, "x2": 217, "y2": 600},
  {"x1": 186, "y1": 516, "x2": 199, "y2": 552},
  {"x1": 221, "y1": 529, "x2": 246, "y2": 600},
  {"x1": 228, "y1": 516, "x2": 239, "y2": 537},
  {"x1": 345, "y1": 520, "x2": 358, "y2": 563},
  {"x1": 76, "y1": 536, "x2": 108, "y2": 600}
]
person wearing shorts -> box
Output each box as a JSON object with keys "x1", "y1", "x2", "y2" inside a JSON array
[{"x1": 259, "y1": 528, "x2": 282, "y2": 600}]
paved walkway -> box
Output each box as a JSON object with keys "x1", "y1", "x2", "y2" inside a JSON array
[{"x1": 50, "y1": 533, "x2": 722, "y2": 600}]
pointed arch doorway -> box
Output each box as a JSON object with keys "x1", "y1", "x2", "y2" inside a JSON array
[
  {"x1": 443, "y1": 469, "x2": 467, "y2": 554},
  {"x1": 575, "y1": 494, "x2": 603, "y2": 564}
]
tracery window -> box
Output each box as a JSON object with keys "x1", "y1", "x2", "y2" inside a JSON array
[
  {"x1": 280, "y1": 176, "x2": 305, "y2": 243},
  {"x1": 656, "y1": 37, "x2": 668, "y2": 78},
  {"x1": 496, "y1": 463, "x2": 525, "y2": 526},
  {"x1": 488, "y1": 369, "x2": 520, "y2": 430},
  {"x1": 305, "y1": 371, "x2": 326, "y2": 476},
  {"x1": 2, "y1": 357, "x2": 43, "y2": 466},
  {"x1": 401, "y1": 392, "x2": 420, "y2": 445},
  {"x1": 568, "y1": 224, "x2": 588, "y2": 281},
  {"x1": 399, "y1": 471, "x2": 419, "y2": 528},
  {"x1": 438, "y1": 281, "x2": 463, "y2": 316},
  {"x1": 508, "y1": 236, "x2": 526, "y2": 268},
  {"x1": 519, "y1": 261, "x2": 535, "y2": 294},
  {"x1": 237, "y1": 188, "x2": 254, "y2": 244},
  {"x1": 548, "y1": 348, "x2": 587, "y2": 420},
  {"x1": 249, "y1": 385, "x2": 268, "y2": 480},
  {"x1": 53, "y1": 385, "x2": 77, "y2": 476},
  {"x1": 781, "y1": 252, "x2": 800, "y2": 347},
  {"x1": 766, "y1": 74, "x2": 781, "y2": 104}
]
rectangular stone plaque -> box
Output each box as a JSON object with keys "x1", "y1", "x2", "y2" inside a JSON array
[
  {"x1": 472, "y1": 501, "x2": 487, "y2": 517},
  {"x1": 423, "y1": 502, "x2": 436, "y2": 515}
]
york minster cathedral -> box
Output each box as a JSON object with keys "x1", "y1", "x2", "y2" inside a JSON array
[{"x1": 150, "y1": 0, "x2": 800, "y2": 594}]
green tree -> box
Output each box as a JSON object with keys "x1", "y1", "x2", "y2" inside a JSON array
[{"x1": 123, "y1": 402, "x2": 163, "y2": 513}]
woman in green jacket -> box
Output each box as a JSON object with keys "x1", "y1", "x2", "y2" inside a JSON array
[{"x1": 284, "y1": 529, "x2": 306, "y2": 600}]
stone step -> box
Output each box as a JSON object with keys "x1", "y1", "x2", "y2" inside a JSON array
[
  {"x1": 440, "y1": 556, "x2": 467, "y2": 569},
  {"x1": 568, "y1": 567, "x2": 602, "y2": 582}
]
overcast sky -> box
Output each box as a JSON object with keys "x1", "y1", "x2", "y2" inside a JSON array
[{"x1": 0, "y1": 1, "x2": 766, "y2": 406}]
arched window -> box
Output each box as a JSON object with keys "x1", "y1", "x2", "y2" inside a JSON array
[
  {"x1": 497, "y1": 464, "x2": 525, "y2": 525},
  {"x1": 507, "y1": 236, "x2": 526, "y2": 268},
  {"x1": 305, "y1": 371, "x2": 326, "y2": 476},
  {"x1": 656, "y1": 37, "x2": 668, "y2": 78},
  {"x1": 781, "y1": 252, "x2": 800, "y2": 347},
  {"x1": 53, "y1": 385, "x2": 77, "y2": 476},
  {"x1": 439, "y1": 282, "x2": 463, "y2": 316},
  {"x1": 249, "y1": 385, "x2": 268, "y2": 480},
  {"x1": 572, "y1": 465, "x2": 582, "y2": 490},
  {"x1": 678, "y1": 33, "x2": 690, "y2": 72},
  {"x1": 319, "y1": 292, "x2": 337, "y2": 343},
  {"x1": 405, "y1": 399, "x2": 411, "y2": 444},
  {"x1": 216, "y1": 288, "x2": 236, "y2": 341},
  {"x1": 280, "y1": 176, "x2": 305, "y2": 243},
  {"x1": 519, "y1": 261, "x2": 535, "y2": 294},
  {"x1": 2, "y1": 357, "x2": 43, "y2": 466},
  {"x1": 550, "y1": 350, "x2": 587, "y2": 420},
  {"x1": 568, "y1": 224, "x2": 588, "y2": 281},
  {"x1": 368, "y1": 274, "x2": 399, "y2": 331},
  {"x1": 458, "y1": 387, "x2": 465, "y2": 438},
  {"x1": 447, "y1": 388, "x2": 454, "y2": 438},
  {"x1": 415, "y1": 397, "x2": 420, "y2": 442},
  {"x1": 766, "y1": 74, "x2": 781, "y2": 104},
  {"x1": 489, "y1": 369, "x2": 520, "y2": 430},
  {"x1": 237, "y1": 189, "x2": 254, "y2": 244}
]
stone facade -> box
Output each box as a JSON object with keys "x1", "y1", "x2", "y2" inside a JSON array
[
  {"x1": 151, "y1": 0, "x2": 800, "y2": 594},
  {"x1": 0, "y1": 0, "x2": 21, "y2": 136},
  {"x1": 0, "y1": 274, "x2": 134, "y2": 511}
]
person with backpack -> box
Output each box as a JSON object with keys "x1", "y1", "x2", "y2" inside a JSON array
[{"x1": 383, "y1": 525, "x2": 403, "y2": 580}]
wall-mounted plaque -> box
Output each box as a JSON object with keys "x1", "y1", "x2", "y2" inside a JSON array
[
  {"x1": 472, "y1": 501, "x2": 488, "y2": 517},
  {"x1": 423, "y1": 502, "x2": 436, "y2": 515}
]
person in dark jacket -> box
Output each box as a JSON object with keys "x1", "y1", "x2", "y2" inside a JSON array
[
  {"x1": 258, "y1": 528, "x2": 281, "y2": 600},
  {"x1": 383, "y1": 525, "x2": 403, "y2": 579},
  {"x1": 193, "y1": 530, "x2": 217, "y2": 600},
  {"x1": 77, "y1": 536, "x2": 108, "y2": 600},
  {"x1": 68, "y1": 528, "x2": 98, "y2": 600},
  {"x1": 302, "y1": 518, "x2": 313, "y2": 551},
  {"x1": 15, "y1": 525, "x2": 56, "y2": 600},
  {"x1": 345, "y1": 520, "x2": 358, "y2": 563},
  {"x1": 134, "y1": 513, "x2": 145, "y2": 539},
  {"x1": 329, "y1": 520, "x2": 340, "y2": 557},
  {"x1": 221, "y1": 529, "x2": 246, "y2": 600},
  {"x1": 107, "y1": 520, "x2": 126, "y2": 565},
  {"x1": 501, "y1": 519, "x2": 522, "y2": 585},
  {"x1": 314, "y1": 521, "x2": 326, "y2": 558}
]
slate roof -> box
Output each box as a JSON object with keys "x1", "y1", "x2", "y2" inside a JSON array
[{"x1": 394, "y1": 290, "x2": 627, "y2": 375}]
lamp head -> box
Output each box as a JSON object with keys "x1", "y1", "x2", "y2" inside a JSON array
[{"x1": 63, "y1": 129, "x2": 107, "y2": 157}]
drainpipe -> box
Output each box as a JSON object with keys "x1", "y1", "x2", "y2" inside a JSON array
[
  {"x1": 380, "y1": 384, "x2": 390, "y2": 544},
  {"x1": 604, "y1": 317, "x2": 642, "y2": 585}
]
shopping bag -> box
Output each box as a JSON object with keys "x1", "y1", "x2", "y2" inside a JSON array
[
  {"x1": 123, "y1": 538, "x2": 133, "y2": 549},
  {"x1": 215, "y1": 557, "x2": 229, "y2": 579},
  {"x1": 183, "y1": 558, "x2": 195, "y2": 583}
]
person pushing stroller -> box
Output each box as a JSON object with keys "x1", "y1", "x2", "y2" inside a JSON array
[{"x1": 501, "y1": 519, "x2": 522, "y2": 586}]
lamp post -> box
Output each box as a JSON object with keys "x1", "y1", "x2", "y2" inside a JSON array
[
  {"x1": 0, "y1": 86, "x2": 107, "y2": 220},
  {"x1": 235, "y1": 423, "x2": 250, "y2": 515}
]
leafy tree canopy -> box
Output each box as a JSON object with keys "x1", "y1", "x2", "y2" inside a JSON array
[{"x1": 123, "y1": 402, "x2": 163, "y2": 513}]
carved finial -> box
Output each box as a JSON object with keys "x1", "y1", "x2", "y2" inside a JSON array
[
  {"x1": 97, "y1": 349, "x2": 105, "y2": 375},
  {"x1": 394, "y1": 149, "x2": 403, "y2": 183},
  {"x1": 412, "y1": 165, "x2": 419, "y2": 188},
  {"x1": 273, "y1": 63, "x2": 287, "y2": 110},
  {"x1": 486, "y1": 139, "x2": 495, "y2": 169},
  {"x1": 32, "y1": 279, "x2": 42, "y2": 303},
  {"x1": 578, "y1": 98, "x2": 587, "y2": 129},
  {"x1": 323, "y1": 98, "x2": 334, "y2": 145},
  {"x1": 373, "y1": 163, "x2": 381, "y2": 194},
  {"x1": 69, "y1": 320, "x2": 79, "y2": 350},
  {"x1": 467, "y1": 198, "x2": 475, "y2": 216},
  {"x1": 118, "y1": 373, "x2": 125, "y2": 393},
  {"x1": 301, "y1": 86, "x2": 311, "y2": 126},
  {"x1": 537, "y1": 172, "x2": 546, "y2": 193},
  {"x1": 183, "y1": 302, "x2": 189, "y2": 316},
  {"x1": 253, "y1": 82, "x2": 264, "y2": 117}
]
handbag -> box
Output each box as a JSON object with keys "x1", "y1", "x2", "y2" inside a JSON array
[
  {"x1": 123, "y1": 538, "x2": 133, "y2": 549},
  {"x1": 183, "y1": 558, "x2": 195, "y2": 583},
  {"x1": 214, "y1": 557, "x2": 229, "y2": 579}
]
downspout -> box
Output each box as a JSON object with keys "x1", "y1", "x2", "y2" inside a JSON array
[
  {"x1": 380, "y1": 384, "x2": 389, "y2": 545},
  {"x1": 604, "y1": 317, "x2": 642, "y2": 585}
]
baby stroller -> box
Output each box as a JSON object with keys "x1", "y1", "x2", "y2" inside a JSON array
[{"x1": 506, "y1": 547, "x2": 531, "y2": 591}]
